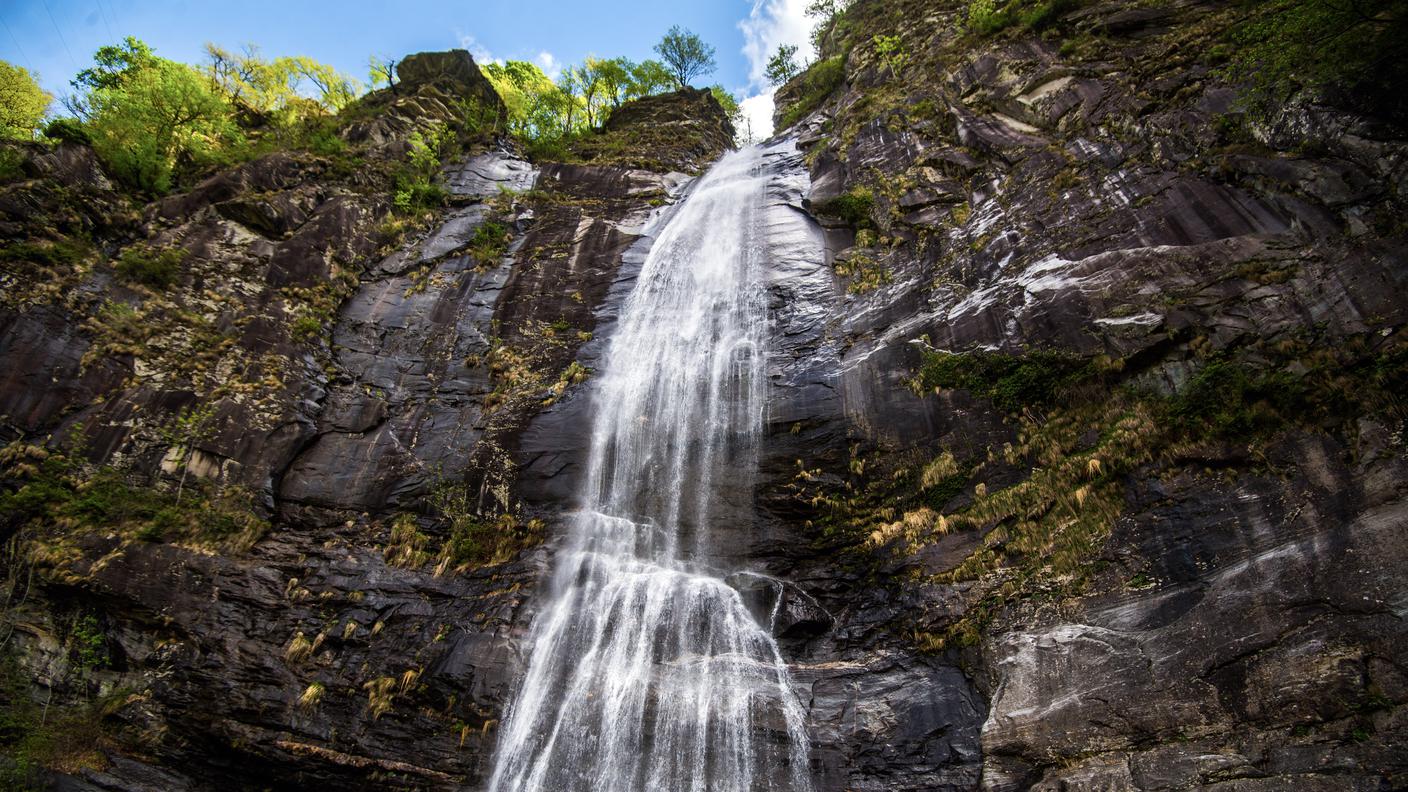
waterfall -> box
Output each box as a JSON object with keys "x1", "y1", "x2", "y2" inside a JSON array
[{"x1": 488, "y1": 144, "x2": 815, "y2": 792}]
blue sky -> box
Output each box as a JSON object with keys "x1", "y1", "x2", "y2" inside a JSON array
[{"x1": 0, "y1": 0, "x2": 817, "y2": 137}]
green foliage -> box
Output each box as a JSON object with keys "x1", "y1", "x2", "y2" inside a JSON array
[
  {"x1": 392, "y1": 122, "x2": 450, "y2": 214},
  {"x1": 204, "y1": 43, "x2": 360, "y2": 118},
  {"x1": 766, "y1": 44, "x2": 802, "y2": 86},
  {"x1": 965, "y1": 0, "x2": 1082, "y2": 36},
  {"x1": 917, "y1": 349, "x2": 1094, "y2": 412},
  {"x1": 83, "y1": 51, "x2": 241, "y2": 194},
  {"x1": 654, "y1": 26, "x2": 718, "y2": 88},
  {"x1": 0, "y1": 60, "x2": 52, "y2": 140},
  {"x1": 1, "y1": 238, "x2": 91, "y2": 270},
  {"x1": 114, "y1": 245, "x2": 183, "y2": 288},
  {"x1": 42, "y1": 117, "x2": 90, "y2": 145},
  {"x1": 0, "y1": 447, "x2": 266, "y2": 552},
  {"x1": 67, "y1": 614, "x2": 107, "y2": 671},
  {"x1": 0, "y1": 147, "x2": 22, "y2": 181},
  {"x1": 71, "y1": 36, "x2": 156, "y2": 93},
  {"x1": 872, "y1": 35, "x2": 908, "y2": 78},
  {"x1": 776, "y1": 55, "x2": 846, "y2": 130},
  {"x1": 466, "y1": 221, "x2": 511, "y2": 269},
  {"x1": 1225, "y1": 0, "x2": 1408, "y2": 122},
  {"x1": 0, "y1": 648, "x2": 107, "y2": 790},
  {"x1": 812, "y1": 185, "x2": 874, "y2": 228},
  {"x1": 708, "y1": 85, "x2": 743, "y2": 129},
  {"x1": 806, "y1": 0, "x2": 854, "y2": 49}
]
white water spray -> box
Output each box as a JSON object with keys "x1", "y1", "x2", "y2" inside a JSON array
[{"x1": 488, "y1": 145, "x2": 815, "y2": 792}]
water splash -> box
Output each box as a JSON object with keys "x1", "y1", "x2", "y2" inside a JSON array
[{"x1": 489, "y1": 145, "x2": 814, "y2": 792}]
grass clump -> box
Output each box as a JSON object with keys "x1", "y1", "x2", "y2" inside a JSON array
[
  {"x1": 466, "y1": 220, "x2": 511, "y2": 269},
  {"x1": 113, "y1": 245, "x2": 184, "y2": 288},
  {"x1": 1, "y1": 238, "x2": 92, "y2": 271}
]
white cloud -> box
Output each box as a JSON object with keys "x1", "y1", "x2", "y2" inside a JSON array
[
  {"x1": 736, "y1": 0, "x2": 817, "y2": 141},
  {"x1": 535, "y1": 51, "x2": 561, "y2": 79},
  {"x1": 739, "y1": 91, "x2": 777, "y2": 143},
  {"x1": 456, "y1": 32, "x2": 497, "y2": 66},
  {"x1": 738, "y1": 0, "x2": 816, "y2": 90}
]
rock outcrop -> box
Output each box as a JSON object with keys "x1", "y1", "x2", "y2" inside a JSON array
[{"x1": 2, "y1": 1, "x2": 1406, "y2": 788}]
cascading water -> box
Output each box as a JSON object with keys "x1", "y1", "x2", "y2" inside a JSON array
[{"x1": 488, "y1": 144, "x2": 814, "y2": 792}]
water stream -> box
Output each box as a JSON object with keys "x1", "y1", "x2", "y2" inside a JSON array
[{"x1": 487, "y1": 144, "x2": 815, "y2": 792}]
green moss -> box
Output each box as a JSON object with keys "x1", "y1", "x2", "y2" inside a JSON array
[
  {"x1": 0, "y1": 147, "x2": 24, "y2": 182},
  {"x1": 917, "y1": 348, "x2": 1095, "y2": 412},
  {"x1": 812, "y1": 185, "x2": 875, "y2": 229}
]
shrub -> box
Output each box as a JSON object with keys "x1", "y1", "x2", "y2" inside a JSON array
[
  {"x1": 392, "y1": 122, "x2": 450, "y2": 214},
  {"x1": 114, "y1": 245, "x2": 183, "y2": 288},
  {"x1": 1225, "y1": 0, "x2": 1408, "y2": 123},
  {"x1": 776, "y1": 55, "x2": 846, "y2": 131},
  {"x1": 466, "y1": 221, "x2": 510, "y2": 268},
  {"x1": 917, "y1": 348, "x2": 1094, "y2": 411},
  {"x1": 42, "y1": 118, "x2": 91, "y2": 145}
]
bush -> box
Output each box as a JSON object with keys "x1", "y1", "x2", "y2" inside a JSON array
[
  {"x1": 918, "y1": 349, "x2": 1094, "y2": 411},
  {"x1": 114, "y1": 245, "x2": 183, "y2": 288},
  {"x1": 42, "y1": 118, "x2": 91, "y2": 146},
  {"x1": 466, "y1": 221, "x2": 510, "y2": 268},
  {"x1": 966, "y1": 0, "x2": 1082, "y2": 36},
  {"x1": 776, "y1": 55, "x2": 847, "y2": 131}
]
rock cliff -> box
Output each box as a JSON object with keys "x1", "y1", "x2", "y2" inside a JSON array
[{"x1": 0, "y1": 3, "x2": 1405, "y2": 790}]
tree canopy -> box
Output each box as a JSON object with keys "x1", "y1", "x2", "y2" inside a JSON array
[
  {"x1": 765, "y1": 44, "x2": 801, "y2": 86},
  {"x1": 654, "y1": 26, "x2": 717, "y2": 88},
  {"x1": 0, "y1": 60, "x2": 52, "y2": 140}
]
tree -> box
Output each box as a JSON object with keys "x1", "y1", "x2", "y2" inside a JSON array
[
  {"x1": 765, "y1": 44, "x2": 801, "y2": 86},
  {"x1": 368, "y1": 55, "x2": 396, "y2": 91},
  {"x1": 85, "y1": 54, "x2": 239, "y2": 193},
  {"x1": 654, "y1": 26, "x2": 717, "y2": 88},
  {"x1": 708, "y1": 85, "x2": 743, "y2": 128},
  {"x1": 203, "y1": 44, "x2": 358, "y2": 117},
  {"x1": 73, "y1": 36, "x2": 156, "y2": 92},
  {"x1": 626, "y1": 59, "x2": 673, "y2": 99},
  {"x1": 806, "y1": 0, "x2": 852, "y2": 48},
  {"x1": 0, "y1": 60, "x2": 52, "y2": 140}
]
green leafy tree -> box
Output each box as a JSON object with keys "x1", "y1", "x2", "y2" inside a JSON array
[
  {"x1": 626, "y1": 59, "x2": 674, "y2": 99},
  {"x1": 765, "y1": 44, "x2": 801, "y2": 85},
  {"x1": 654, "y1": 26, "x2": 717, "y2": 88},
  {"x1": 203, "y1": 44, "x2": 359, "y2": 118},
  {"x1": 483, "y1": 59, "x2": 582, "y2": 141},
  {"x1": 84, "y1": 52, "x2": 239, "y2": 194},
  {"x1": 806, "y1": 0, "x2": 852, "y2": 48},
  {"x1": 0, "y1": 60, "x2": 52, "y2": 140},
  {"x1": 708, "y1": 85, "x2": 743, "y2": 127},
  {"x1": 72, "y1": 36, "x2": 156, "y2": 93},
  {"x1": 368, "y1": 54, "x2": 396, "y2": 91}
]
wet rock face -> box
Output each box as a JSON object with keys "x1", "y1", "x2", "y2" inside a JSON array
[{"x1": 769, "y1": 0, "x2": 1408, "y2": 788}]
